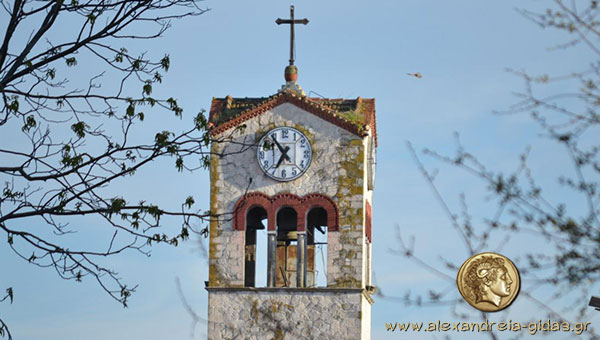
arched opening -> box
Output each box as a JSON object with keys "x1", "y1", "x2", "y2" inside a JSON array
[
  {"x1": 276, "y1": 207, "x2": 297, "y2": 287},
  {"x1": 307, "y1": 207, "x2": 328, "y2": 287},
  {"x1": 245, "y1": 206, "x2": 267, "y2": 287},
  {"x1": 234, "y1": 192, "x2": 340, "y2": 288}
]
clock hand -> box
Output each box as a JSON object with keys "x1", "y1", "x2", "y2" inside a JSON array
[
  {"x1": 275, "y1": 155, "x2": 285, "y2": 168},
  {"x1": 271, "y1": 135, "x2": 286, "y2": 153},
  {"x1": 275, "y1": 146, "x2": 291, "y2": 168},
  {"x1": 270, "y1": 135, "x2": 292, "y2": 162}
]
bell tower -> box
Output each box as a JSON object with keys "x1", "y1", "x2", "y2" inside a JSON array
[{"x1": 206, "y1": 6, "x2": 377, "y2": 339}]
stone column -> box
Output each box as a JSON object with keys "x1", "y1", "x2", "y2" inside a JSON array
[
  {"x1": 296, "y1": 231, "x2": 306, "y2": 288},
  {"x1": 267, "y1": 231, "x2": 277, "y2": 287}
]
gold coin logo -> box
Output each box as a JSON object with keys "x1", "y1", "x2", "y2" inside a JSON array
[{"x1": 456, "y1": 252, "x2": 520, "y2": 312}]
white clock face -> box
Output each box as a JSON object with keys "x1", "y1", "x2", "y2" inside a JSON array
[{"x1": 257, "y1": 127, "x2": 312, "y2": 181}]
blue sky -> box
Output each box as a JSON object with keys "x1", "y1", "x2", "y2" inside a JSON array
[{"x1": 1, "y1": 0, "x2": 598, "y2": 339}]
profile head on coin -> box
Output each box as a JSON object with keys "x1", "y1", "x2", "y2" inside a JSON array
[{"x1": 457, "y1": 252, "x2": 520, "y2": 312}]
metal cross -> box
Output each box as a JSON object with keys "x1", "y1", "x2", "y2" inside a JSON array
[{"x1": 276, "y1": 5, "x2": 309, "y2": 66}]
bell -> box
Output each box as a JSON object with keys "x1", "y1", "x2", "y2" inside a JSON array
[
  {"x1": 276, "y1": 207, "x2": 298, "y2": 241},
  {"x1": 286, "y1": 231, "x2": 298, "y2": 241}
]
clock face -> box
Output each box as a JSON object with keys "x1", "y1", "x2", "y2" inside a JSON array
[{"x1": 257, "y1": 127, "x2": 312, "y2": 181}]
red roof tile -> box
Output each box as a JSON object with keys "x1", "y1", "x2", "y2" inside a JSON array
[{"x1": 208, "y1": 91, "x2": 377, "y2": 146}]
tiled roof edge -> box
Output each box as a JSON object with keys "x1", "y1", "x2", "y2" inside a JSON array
[{"x1": 208, "y1": 92, "x2": 377, "y2": 145}]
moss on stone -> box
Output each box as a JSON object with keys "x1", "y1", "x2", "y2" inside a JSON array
[
  {"x1": 254, "y1": 122, "x2": 316, "y2": 146},
  {"x1": 339, "y1": 230, "x2": 353, "y2": 244},
  {"x1": 336, "y1": 138, "x2": 364, "y2": 227},
  {"x1": 272, "y1": 328, "x2": 284, "y2": 340},
  {"x1": 208, "y1": 143, "x2": 224, "y2": 286},
  {"x1": 330, "y1": 276, "x2": 361, "y2": 288},
  {"x1": 251, "y1": 299, "x2": 259, "y2": 319},
  {"x1": 209, "y1": 143, "x2": 220, "y2": 237}
]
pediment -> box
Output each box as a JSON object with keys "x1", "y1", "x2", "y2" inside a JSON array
[{"x1": 208, "y1": 91, "x2": 377, "y2": 145}]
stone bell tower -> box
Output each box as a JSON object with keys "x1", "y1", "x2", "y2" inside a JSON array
[{"x1": 206, "y1": 6, "x2": 377, "y2": 340}]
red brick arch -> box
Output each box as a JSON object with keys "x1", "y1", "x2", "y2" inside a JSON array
[
  {"x1": 233, "y1": 192, "x2": 274, "y2": 231},
  {"x1": 233, "y1": 192, "x2": 339, "y2": 232},
  {"x1": 303, "y1": 194, "x2": 338, "y2": 230},
  {"x1": 271, "y1": 193, "x2": 304, "y2": 231}
]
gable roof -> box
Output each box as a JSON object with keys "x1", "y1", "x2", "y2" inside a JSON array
[{"x1": 208, "y1": 91, "x2": 377, "y2": 145}]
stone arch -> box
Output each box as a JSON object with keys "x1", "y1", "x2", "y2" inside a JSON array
[
  {"x1": 302, "y1": 194, "x2": 338, "y2": 287},
  {"x1": 233, "y1": 192, "x2": 339, "y2": 232},
  {"x1": 271, "y1": 193, "x2": 304, "y2": 231},
  {"x1": 303, "y1": 193, "x2": 339, "y2": 231},
  {"x1": 233, "y1": 192, "x2": 340, "y2": 288},
  {"x1": 233, "y1": 192, "x2": 273, "y2": 231}
]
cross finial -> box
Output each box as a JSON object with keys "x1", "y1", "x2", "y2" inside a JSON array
[{"x1": 276, "y1": 5, "x2": 309, "y2": 66}]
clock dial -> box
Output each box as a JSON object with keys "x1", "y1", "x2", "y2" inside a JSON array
[{"x1": 257, "y1": 127, "x2": 312, "y2": 181}]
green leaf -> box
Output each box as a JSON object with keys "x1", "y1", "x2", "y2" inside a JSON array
[
  {"x1": 153, "y1": 72, "x2": 162, "y2": 83},
  {"x1": 120, "y1": 285, "x2": 130, "y2": 308},
  {"x1": 154, "y1": 131, "x2": 171, "y2": 147},
  {"x1": 146, "y1": 205, "x2": 162, "y2": 219},
  {"x1": 194, "y1": 110, "x2": 208, "y2": 131},
  {"x1": 166, "y1": 145, "x2": 178, "y2": 154},
  {"x1": 21, "y1": 115, "x2": 37, "y2": 132},
  {"x1": 143, "y1": 82, "x2": 152, "y2": 96},
  {"x1": 161, "y1": 54, "x2": 170, "y2": 71},
  {"x1": 201, "y1": 155, "x2": 210, "y2": 168},
  {"x1": 185, "y1": 196, "x2": 195, "y2": 208},
  {"x1": 109, "y1": 198, "x2": 126, "y2": 214},
  {"x1": 7, "y1": 96, "x2": 19, "y2": 113},
  {"x1": 166, "y1": 97, "x2": 182, "y2": 117},
  {"x1": 47, "y1": 68, "x2": 56, "y2": 79},
  {"x1": 175, "y1": 156, "x2": 184, "y2": 171},
  {"x1": 66, "y1": 57, "x2": 77, "y2": 66},
  {"x1": 126, "y1": 103, "x2": 135, "y2": 117},
  {"x1": 180, "y1": 227, "x2": 190, "y2": 241},
  {"x1": 71, "y1": 121, "x2": 88, "y2": 138}
]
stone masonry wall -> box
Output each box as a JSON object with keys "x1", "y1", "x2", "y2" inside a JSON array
[
  {"x1": 209, "y1": 102, "x2": 367, "y2": 288},
  {"x1": 207, "y1": 288, "x2": 368, "y2": 340}
]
